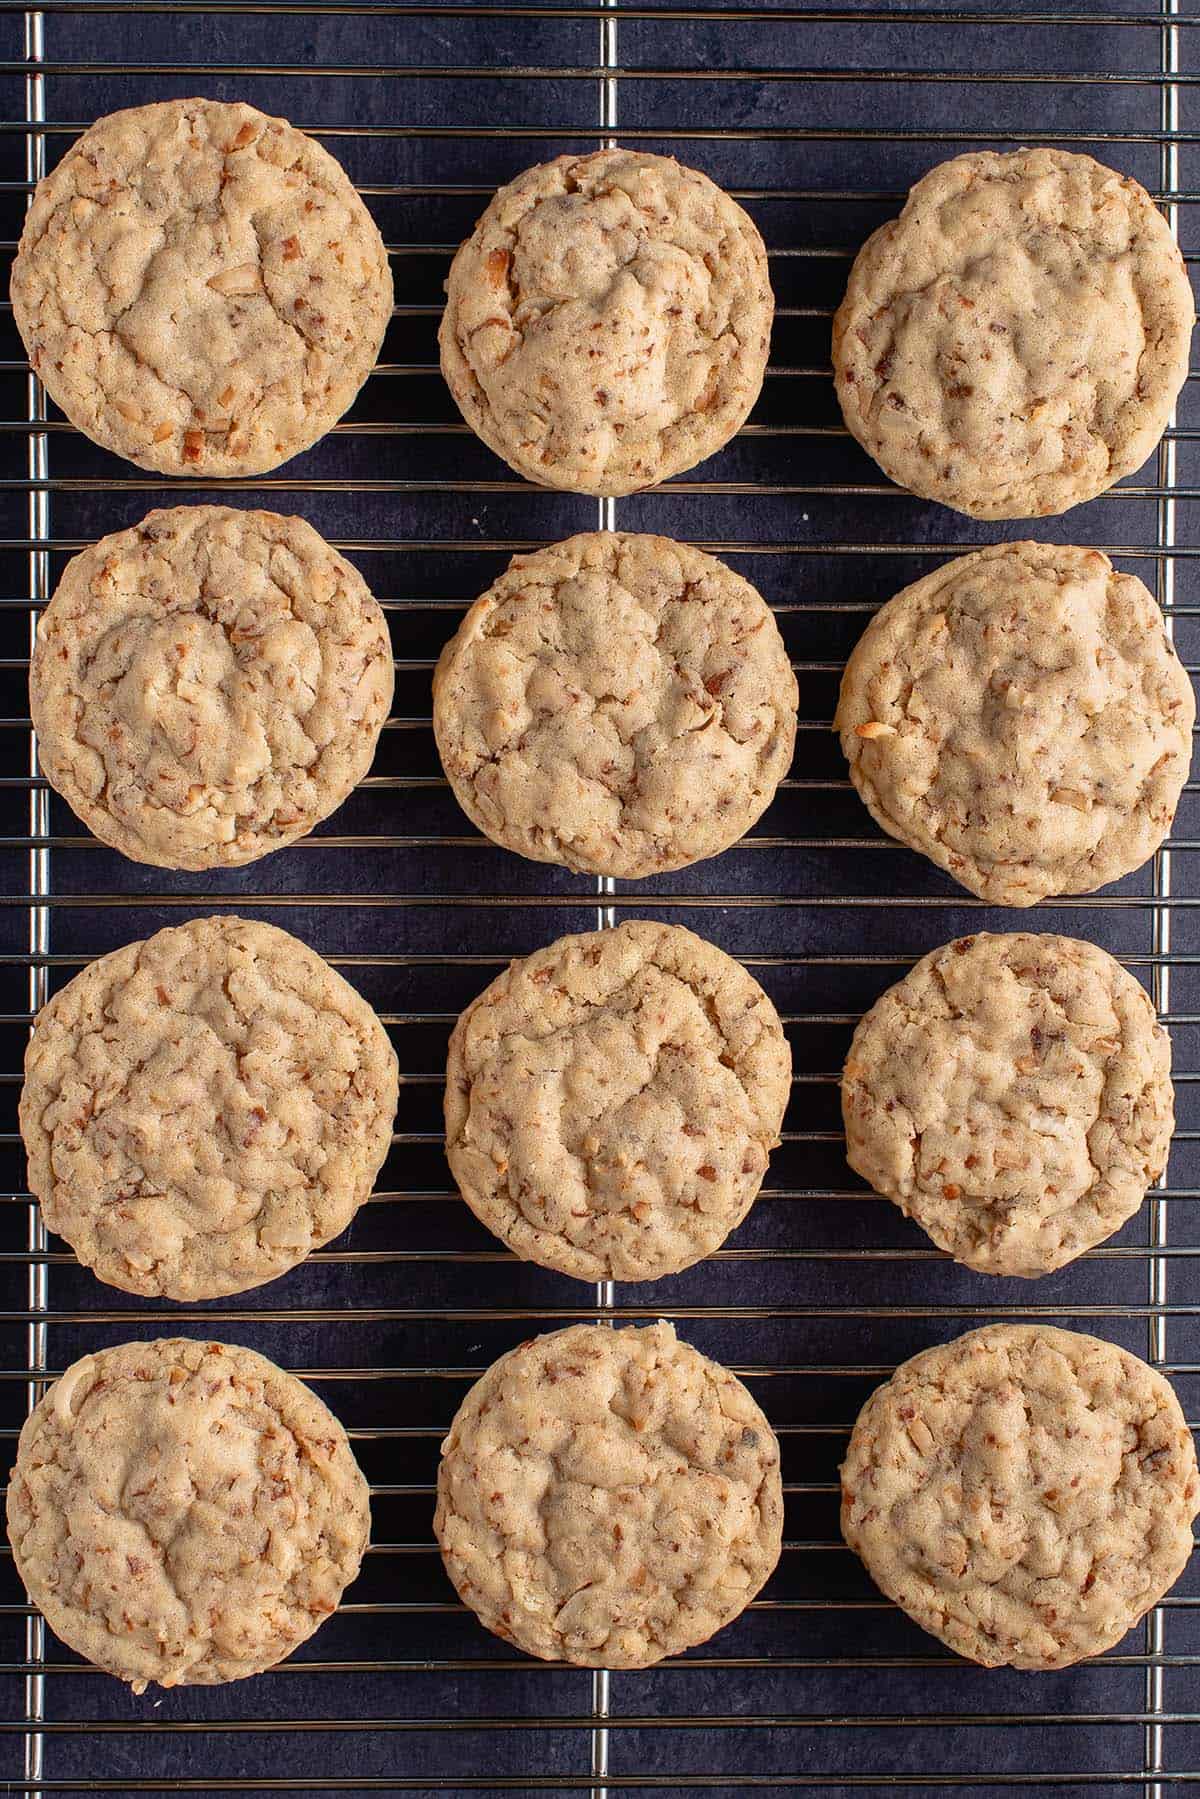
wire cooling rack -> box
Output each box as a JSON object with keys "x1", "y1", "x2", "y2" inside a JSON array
[{"x1": 0, "y1": 0, "x2": 1199, "y2": 1792}]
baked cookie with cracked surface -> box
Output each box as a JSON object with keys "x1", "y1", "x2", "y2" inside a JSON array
[
  {"x1": 435, "y1": 1320, "x2": 782, "y2": 1666},
  {"x1": 842, "y1": 933, "x2": 1173, "y2": 1278},
  {"x1": 841, "y1": 1324, "x2": 1198, "y2": 1668},
  {"x1": 20, "y1": 916, "x2": 398, "y2": 1301},
  {"x1": 7, "y1": 1338, "x2": 369, "y2": 1690},
  {"x1": 439, "y1": 149, "x2": 773, "y2": 495},
  {"x1": 833, "y1": 148, "x2": 1194, "y2": 518},
  {"x1": 835, "y1": 542, "x2": 1195, "y2": 907},
  {"x1": 31, "y1": 505, "x2": 393, "y2": 870},
  {"x1": 445, "y1": 920, "x2": 790, "y2": 1283},
  {"x1": 433, "y1": 532, "x2": 797, "y2": 877},
  {"x1": 11, "y1": 98, "x2": 392, "y2": 475}
]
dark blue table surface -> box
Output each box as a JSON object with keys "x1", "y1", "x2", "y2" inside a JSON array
[{"x1": 0, "y1": 2, "x2": 1196, "y2": 1794}]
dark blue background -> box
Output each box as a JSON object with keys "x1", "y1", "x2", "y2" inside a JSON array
[{"x1": 0, "y1": 1, "x2": 1196, "y2": 1793}]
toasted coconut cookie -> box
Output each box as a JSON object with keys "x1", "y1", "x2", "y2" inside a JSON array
[
  {"x1": 8, "y1": 1338, "x2": 370, "y2": 1689},
  {"x1": 842, "y1": 1325, "x2": 1199, "y2": 1668},
  {"x1": 835, "y1": 542, "x2": 1194, "y2": 906},
  {"x1": 20, "y1": 916, "x2": 398, "y2": 1300},
  {"x1": 842, "y1": 933, "x2": 1173, "y2": 1277},
  {"x1": 439, "y1": 150, "x2": 773, "y2": 495},
  {"x1": 31, "y1": 505, "x2": 393, "y2": 870},
  {"x1": 433, "y1": 532, "x2": 797, "y2": 877},
  {"x1": 436, "y1": 1321, "x2": 783, "y2": 1666},
  {"x1": 445, "y1": 920, "x2": 791, "y2": 1282},
  {"x1": 833, "y1": 148, "x2": 1194, "y2": 518},
  {"x1": 12, "y1": 99, "x2": 392, "y2": 475}
]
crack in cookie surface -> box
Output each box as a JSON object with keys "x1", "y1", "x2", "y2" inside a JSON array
[{"x1": 20, "y1": 917, "x2": 398, "y2": 1300}]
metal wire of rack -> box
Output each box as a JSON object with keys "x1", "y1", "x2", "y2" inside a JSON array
[{"x1": 0, "y1": 0, "x2": 1198, "y2": 1793}]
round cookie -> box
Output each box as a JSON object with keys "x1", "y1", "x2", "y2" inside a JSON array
[
  {"x1": 12, "y1": 99, "x2": 393, "y2": 476},
  {"x1": 433, "y1": 533, "x2": 797, "y2": 877},
  {"x1": 439, "y1": 149, "x2": 773, "y2": 496},
  {"x1": 31, "y1": 505, "x2": 394, "y2": 871},
  {"x1": 842, "y1": 933, "x2": 1174, "y2": 1278},
  {"x1": 833, "y1": 148, "x2": 1194, "y2": 518},
  {"x1": 7, "y1": 1338, "x2": 370, "y2": 1690},
  {"x1": 841, "y1": 1324, "x2": 1199, "y2": 1669},
  {"x1": 835, "y1": 542, "x2": 1195, "y2": 907},
  {"x1": 445, "y1": 920, "x2": 791, "y2": 1283},
  {"x1": 435, "y1": 1320, "x2": 783, "y2": 1667},
  {"x1": 20, "y1": 916, "x2": 398, "y2": 1301}
]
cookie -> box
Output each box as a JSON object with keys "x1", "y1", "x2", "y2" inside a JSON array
[
  {"x1": 445, "y1": 920, "x2": 791, "y2": 1283},
  {"x1": 435, "y1": 1320, "x2": 782, "y2": 1667},
  {"x1": 30, "y1": 505, "x2": 394, "y2": 871},
  {"x1": 7, "y1": 1338, "x2": 370, "y2": 1690},
  {"x1": 433, "y1": 532, "x2": 797, "y2": 877},
  {"x1": 439, "y1": 149, "x2": 773, "y2": 496},
  {"x1": 833, "y1": 148, "x2": 1194, "y2": 518},
  {"x1": 20, "y1": 916, "x2": 398, "y2": 1301},
  {"x1": 842, "y1": 933, "x2": 1173, "y2": 1277},
  {"x1": 835, "y1": 542, "x2": 1195, "y2": 907},
  {"x1": 841, "y1": 1324, "x2": 1198, "y2": 1669},
  {"x1": 11, "y1": 99, "x2": 392, "y2": 475}
]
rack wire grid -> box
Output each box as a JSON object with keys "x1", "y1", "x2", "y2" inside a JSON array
[{"x1": 1, "y1": 0, "x2": 1200, "y2": 1794}]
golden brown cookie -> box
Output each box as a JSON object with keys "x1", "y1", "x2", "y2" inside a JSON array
[
  {"x1": 439, "y1": 150, "x2": 773, "y2": 495},
  {"x1": 8, "y1": 1338, "x2": 370, "y2": 1689},
  {"x1": 445, "y1": 920, "x2": 791, "y2": 1283},
  {"x1": 20, "y1": 917, "x2": 398, "y2": 1300},
  {"x1": 842, "y1": 933, "x2": 1173, "y2": 1277},
  {"x1": 835, "y1": 543, "x2": 1194, "y2": 905},
  {"x1": 833, "y1": 149, "x2": 1194, "y2": 518},
  {"x1": 12, "y1": 99, "x2": 392, "y2": 474},
  {"x1": 435, "y1": 1321, "x2": 783, "y2": 1666},
  {"x1": 31, "y1": 505, "x2": 393, "y2": 870},
  {"x1": 433, "y1": 532, "x2": 797, "y2": 877},
  {"x1": 842, "y1": 1325, "x2": 1198, "y2": 1668}
]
